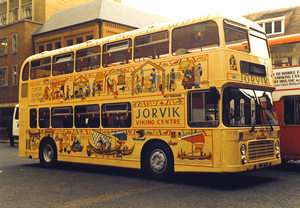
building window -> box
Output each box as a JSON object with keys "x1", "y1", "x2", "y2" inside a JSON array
[
  {"x1": 86, "y1": 35, "x2": 93, "y2": 41},
  {"x1": 66, "y1": 39, "x2": 73, "y2": 46},
  {"x1": 38, "y1": 45, "x2": 44, "y2": 53},
  {"x1": 0, "y1": 13, "x2": 7, "y2": 25},
  {"x1": 55, "y1": 41, "x2": 61, "y2": 49},
  {"x1": 12, "y1": 34, "x2": 17, "y2": 53},
  {"x1": 46, "y1": 43, "x2": 52, "y2": 51},
  {"x1": 21, "y1": 2, "x2": 32, "y2": 20},
  {"x1": 76, "y1": 37, "x2": 83, "y2": 44},
  {"x1": 12, "y1": 65, "x2": 18, "y2": 86},
  {"x1": 257, "y1": 17, "x2": 285, "y2": 35},
  {"x1": 0, "y1": 67, "x2": 8, "y2": 87},
  {"x1": 9, "y1": 8, "x2": 18, "y2": 23},
  {"x1": 0, "y1": 37, "x2": 8, "y2": 56}
]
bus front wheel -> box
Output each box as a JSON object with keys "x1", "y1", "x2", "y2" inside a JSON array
[
  {"x1": 39, "y1": 139, "x2": 57, "y2": 168},
  {"x1": 144, "y1": 142, "x2": 173, "y2": 180}
]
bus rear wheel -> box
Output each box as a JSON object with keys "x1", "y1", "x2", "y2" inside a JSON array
[
  {"x1": 144, "y1": 142, "x2": 173, "y2": 180},
  {"x1": 39, "y1": 139, "x2": 57, "y2": 168}
]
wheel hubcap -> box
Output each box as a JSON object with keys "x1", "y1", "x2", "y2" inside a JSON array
[
  {"x1": 43, "y1": 144, "x2": 53, "y2": 163},
  {"x1": 150, "y1": 149, "x2": 167, "y2": 174}
]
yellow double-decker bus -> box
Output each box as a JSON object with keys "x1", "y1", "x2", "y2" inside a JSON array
[{"x1": 19, "y1": 14, "x2": 281, "y2": 179}]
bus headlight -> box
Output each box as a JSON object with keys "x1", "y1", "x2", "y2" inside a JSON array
[
  {"x1": 241, "y1": 156, "x2": 247, "y2": 164},
  {"x1": 275, "y1": 140, "x2": 280, "y2": 151},
  {"x1": 240, "y1": 144, "x2": 247, "y2": 155}
]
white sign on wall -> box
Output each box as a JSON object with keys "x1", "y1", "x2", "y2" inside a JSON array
[{"x1": 273, "y1": 66, "x2": 300, "y2": 90}]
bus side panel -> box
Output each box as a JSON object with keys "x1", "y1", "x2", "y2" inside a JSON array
[
  {"x1": 275, "y1": 100, "x2": 300, "y2": 160},
  {"x1": 18, "y1": 106, "x2": 28, "y2": 158}
]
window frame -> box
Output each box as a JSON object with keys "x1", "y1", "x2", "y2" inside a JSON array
[
  {"x1": 51, "y1": 106, "x2": 73, "y2": 128},
  {"x1": 0, "y1": 37, "x2": 8, "y2": 56},
  {"x1": 75, "y1": 104, "x2": 100, "y2": 128},
  {"x1": 134, "y1": 30, "x2": 169, "y2": 62},
  {"x1": 76, "y1": 46, "x2": 101, "y2": 72},
  {"x1": 101, "y1": 102, "x2": 132, "y2": 128},
  {"x1": 12, "y1": 65, "x2": 18, "y2": 86},
  {"x1": 172, "y1": 20, "x2": 220, "y2": 56},
  {"x1": 0, "y1": 67, "x2": 8, "y2": 87},
  {"x1": 256, "y1": 17, "x2": 285, "y2": 36},
  {"x1": 30, "y1": 57, "x2": 51, "y2": 80},
  {"x1": 12, "y1": 34, "x2": 17, "y2": 53},
  {"x1": 52, "y1": 52, "x2": 74, "y2": 76},
  {"x1": 187, "y1": 90, "x2": 219, "y2": 128},
  {"x1": 102, "y1": 39, "x2": 132, "y2": 67}
]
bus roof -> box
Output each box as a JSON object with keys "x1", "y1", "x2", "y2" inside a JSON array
[{"x1": 25, "y1": 14, "x2": 263, "y2": 62}]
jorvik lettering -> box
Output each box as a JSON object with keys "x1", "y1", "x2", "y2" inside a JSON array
[
  {"x1": 136, "y1": 107, "x2": 180, "y2": 119},
  {"x1": 241, "y1": 74, "x2": 268, "y2": 86}
]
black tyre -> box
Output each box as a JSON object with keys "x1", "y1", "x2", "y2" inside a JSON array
[
  {"x1": 39, "y1": 139, "x2": 57, "y2": 168},
  {"x1": 144, "y1": 142, "x2": 173, "y2": 180}
]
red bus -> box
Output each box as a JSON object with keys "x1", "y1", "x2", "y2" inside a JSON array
[{"x1": 271, "y1": 34, "x2": 300, "y2": 163}]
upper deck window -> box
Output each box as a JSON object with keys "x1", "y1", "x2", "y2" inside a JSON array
[
  {"x1": 134, "y1": 31, "x2": 169, "y2": 62},
  {"x1": 76, "y1": 46, "x2": 101, "y2": 72},
  {"x1": 103, "y1": 39, "x2": 132, "y2": 67},
  {"x1": 172, "y1": 21, "x2": 219, "y2": 56},
  {"x1": 249, "y1": 29, "x2": 269, "y2": 59},
  {"x1": 53, "y1": 52, "x2": 74, "y2": 76},
  {"x1": 22, "y1": 62, "x2": 29, "y2": 81},
  {"x1": 224, "y1": 20, "x2": 249, "y2": 53},
  {"x1": 30, "y1": 57, "x2": 51, "y2": 80}
]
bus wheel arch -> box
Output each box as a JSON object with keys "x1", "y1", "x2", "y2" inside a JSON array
[
  {"x1": 39, "y1": 137, "x2": 57, "y2": 168},
  {"x1": 141, "y1": 139, "x2": 174, "y2": 180}
]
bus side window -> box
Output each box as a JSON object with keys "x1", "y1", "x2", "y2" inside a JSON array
[
  {"x1": 39, "y1": 108, "x2": 50, "y2": 128},
  {"x1": 30, "y1": 58, "x2": 51, "y2": 80},
  {"x1": 134, "y1": 31, "x2": 169, "y2": 62},
  {"x1": 76, "y1": 46, "x2": 101, "y2": 72},
  {"x1": 283, "y1": 97, "x2": 298, "y2": 125},
  {"x1": 51, "y1": 107, "x2": 73, "y2": 128},
  {"x1": 53, "y1": 53, "x2": 74, "y2": 76},
  {"x1": 101, "y1": 102, "x2": 131, "y2": 128},
  {"x1": 187, "y1": 90, "x2": 219, "y2": 127},
  {"x1": 172, "y1": 20, "x2": 219, "y2": 55},
  {"x1": 30, "y1": 109, "x2": 37, "y2": 128},
  {"x1": 102, "y1": 39, "x2": 132, "y2": 67},
  {"x1": 75, "y1": 105, "x2": 100, "y2": 128},
  {"x1": 22, "y1": 62, "x2": 29, "y2": 81}
]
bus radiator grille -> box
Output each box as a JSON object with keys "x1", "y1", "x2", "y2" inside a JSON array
[{"x1": 248, "y1": 140, "x2": 275, "y2": 161}]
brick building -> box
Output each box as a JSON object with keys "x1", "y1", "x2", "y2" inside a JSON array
[
  {"x1": 0, "y1": 0, "x2": 92, "y2": 138},
  {"x1": 244, "y1": 6, "x2": 300, "y2": 67},
  {"x1": 0, "y1": 0, "x2": 168, "y2": 139},
  {"x1": 32, "y1": 0, "x2": 169, "y2": 53}
]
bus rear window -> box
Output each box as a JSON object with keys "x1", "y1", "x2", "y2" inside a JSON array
[
  {"x1": 30, "y1": 58, "x2": 51, "y2": 80},
  {"x1": 103, "y1": 39, "x2": 132, "y2": 67},
  {"x1": 135, "y1": 31, "x2": 169, "y2": 62},
  {"x1": 76, "y1": 46, "x2": 101, "y2": 72},
  {"x1": 22, "y1": 62, "x2": 29, "y2": 81},
  {"x1": 172, "y1": 21, "x2": 219, "y2": 56}
]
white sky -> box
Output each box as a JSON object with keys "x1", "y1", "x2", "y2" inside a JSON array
[{"x1": 122, "y1": 0, "x2": 300, "y2": 20}]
